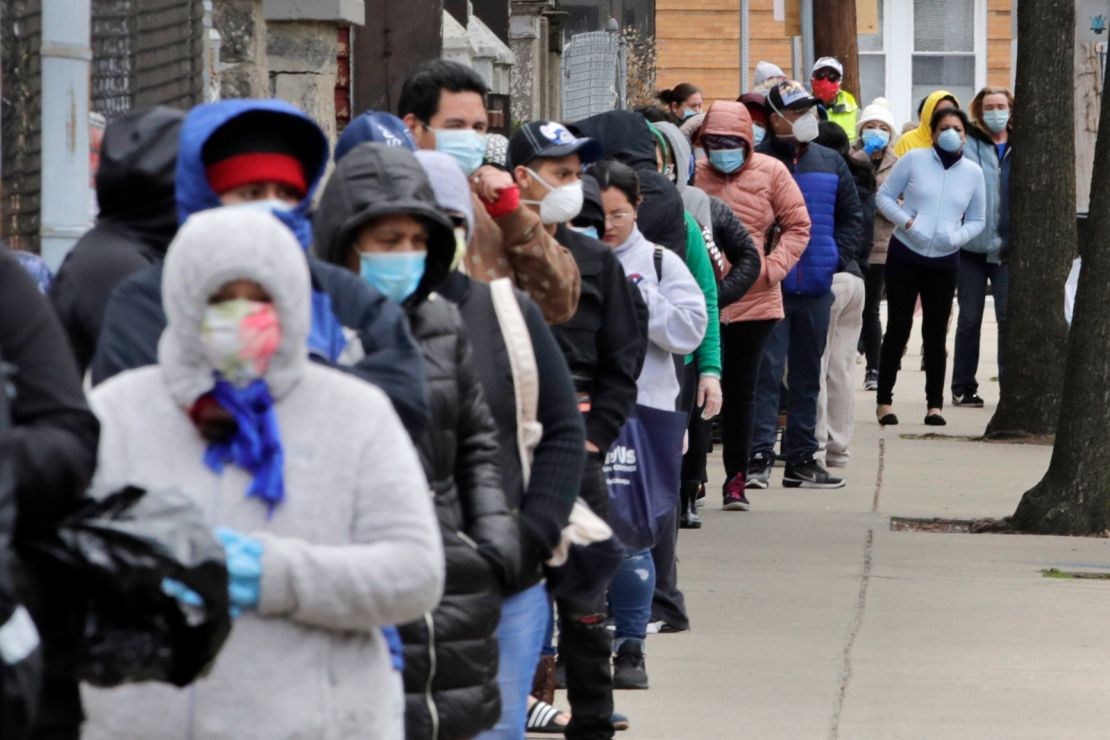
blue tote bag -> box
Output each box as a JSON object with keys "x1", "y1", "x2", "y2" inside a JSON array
[{"x1": 603, "y1": 404, "x2": 689, "y2": 551}]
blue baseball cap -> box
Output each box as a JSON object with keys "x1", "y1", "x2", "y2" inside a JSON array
[{"x1": 335, "y1": 111, "x2": 417, "y2": 162}]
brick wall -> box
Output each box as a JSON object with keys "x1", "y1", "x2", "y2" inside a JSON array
[{"x1": 987, "y1": 0, "x2": 1014, "y2": 88}]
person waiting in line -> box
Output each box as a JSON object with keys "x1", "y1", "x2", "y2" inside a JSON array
[
  {"x1": 398, "y1": 60, "x2": 581, "y2": 325},
  {"x1": 409, "y1": 150, "x2": 586, "y2": 740},
  {"x1": 81, "y1": 208, "x2": 444, "y2": 739},
  {"x1": 952, "y1": 86, "x2": 1014, "y2": 408},
  {"x1": 316, "y1": 141, "x2": 521, "y2": 740},
  {"x1": 653, "y1": 119, "x2": 762, "y2": 526},
  {"x1": 751, "y1": 80, "x2": 862, "y2": 491},
  {"x1": 657, "y1": 83, "x2": 704, "y2": 126},
  {"x1": 89, "y1": 98, "x2": 430, "y2": 437},
  {"x1": 50, "y1": 106, "x2": 184, "y2": 373},
  {"x1": 691, "y1": 100, "x2": 810, "y2": 511},
  {"x1": 849, "y1": 98, "x2": 900, "y2": 392},
  {"x1": 810, "y1": 57, "x2": 859, "y2": 138},
  {"x1": 875, "y1": 107, "x2": 986, "y2": 427},
  {"x1": 895, "y1": 90, "x2": 960, "y2": 156},
  {"x1": 813, "y1": 121, "x2": 873, "y2": 470},
  {"x1": 507, "y1": 121, "x2": 642, "y2": 739},
  {"x1": 588, "y1": 159, "x2": 706, "y2": 693}
]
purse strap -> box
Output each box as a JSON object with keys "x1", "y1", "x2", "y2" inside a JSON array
[{"x1": 490, "y1": 278, "x2": 543, "y2": 487}]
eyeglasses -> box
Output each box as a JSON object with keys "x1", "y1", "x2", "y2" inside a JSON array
[
  {"x1": 605, "y1": 210, "x2": 635, "y2": 224},
  {"x1": 813, "y1": 69, "x2": 841, "y2": 83}
]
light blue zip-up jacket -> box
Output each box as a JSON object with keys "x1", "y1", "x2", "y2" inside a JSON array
[{"x1": 877, "y1": 146, "x2": 987, "y2": 260}]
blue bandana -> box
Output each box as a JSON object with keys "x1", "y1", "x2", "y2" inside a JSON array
[{"x1": 204, "y1": 379, "x2": 285, "y2": 516}]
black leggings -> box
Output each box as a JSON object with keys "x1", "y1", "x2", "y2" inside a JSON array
[
  {"x1": 877, "y1": 253, "x2": 958, "y2": 409},
  {"x1": 861, "y1": 263, "x2": 886, "y2": 371},
  {"x1": 720, "y1": 319, "x2": 778, "y2": 480}
]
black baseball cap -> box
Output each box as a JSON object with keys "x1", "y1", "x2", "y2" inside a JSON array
[{"x1": 509, "y1": 121, "x2": 604, "y2": 169}]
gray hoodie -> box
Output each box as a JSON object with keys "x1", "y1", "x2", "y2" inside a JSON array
[
  {"x1": 83, "y1": 208, "x2": 443, "y2": 740},
  {"x1": 654, "y1": 121, "x2": 712, "y2": 229}
]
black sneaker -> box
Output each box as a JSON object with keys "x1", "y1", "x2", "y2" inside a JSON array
[
  {"x1": 783, "y1": 457, "x2": 846, "y2": 489},
  {"x1": 747, "y1": 452, "x2": 772, "y2": 490},
  {"x1": 952, "y1": 392, "x2": 985, "y2": 408},
  {"x1": 864, "y1": 369, "x2": 879, "y2": 391},
  {"x1": 613, "y1": 640, "x2": 649, "y2": 689}
]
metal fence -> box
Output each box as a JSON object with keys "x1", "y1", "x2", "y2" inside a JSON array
[
  {"x1": 1, "y1": 0, "x2": 204, "y2": 250},
  {"x1": 92, "y1": 0, "x2": 205, "y2": 119},
  {"x1": 561, "y1": 31, "x2": 625, "y2": 122},
  {"x1": 1, "y1": 0, "x2": 44, "y2": 250}
]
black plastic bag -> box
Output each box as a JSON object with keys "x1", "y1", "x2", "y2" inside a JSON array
[{"x1": 19, "y1": 485, "x2": 231, "y2": 688}]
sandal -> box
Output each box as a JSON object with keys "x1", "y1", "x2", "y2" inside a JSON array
[{"x1": 525, "y1": 699, "x2": 570, "y2": 734}]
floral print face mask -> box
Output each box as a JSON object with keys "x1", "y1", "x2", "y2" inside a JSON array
[{"x1": 200, "y1": 299, "x2": 282, "y2": 386}]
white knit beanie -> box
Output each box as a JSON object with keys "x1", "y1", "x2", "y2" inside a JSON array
[
  {"x1": 855, "y1": 98, "x2": 897, "y2": 139},
  {"x1": 754, "y1": 61, "x2": 786, "y2": 87}
]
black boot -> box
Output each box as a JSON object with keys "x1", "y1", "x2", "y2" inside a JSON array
[
  {"x1": 679, "y1": 482, "x2": 701, "y2": 529},
  {"x1": 612, "y1": 639, "x2": 649, "y2": 690}
]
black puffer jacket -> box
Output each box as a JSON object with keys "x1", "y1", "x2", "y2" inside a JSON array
[
  {"x1": 709, "y1": 196, "x2": 762, "y2": 307},
  {"x1": 49, "y1": 106, "x2": 183, "y2": 372},
  {"x1": 314, "y1": 143, "x2": 519, "y2": 740},
  {"x1": 571, "y1": 111, "x2": 688, "y2": 259}
]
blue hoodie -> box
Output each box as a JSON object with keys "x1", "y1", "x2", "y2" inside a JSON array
[{"x1": 91, "y1": 99, "x2": 429, "y2": 435}]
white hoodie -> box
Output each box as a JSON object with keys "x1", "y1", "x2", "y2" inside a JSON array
[{"x1": 613, "y1": 227, "x2": 708, "y2": 410}]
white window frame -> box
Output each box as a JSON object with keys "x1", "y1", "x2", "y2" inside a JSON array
[{"x1": 879, "y1": 0, "x2": 987, "y2": 126}]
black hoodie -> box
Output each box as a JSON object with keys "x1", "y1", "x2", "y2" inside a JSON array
[
  {"x1": 49, "y1": 106, "x2": 183, "y2": 371},
  {"x1": 571, "y1": 111, "x2": 688, "y2": 259},
  {"x1": 314, "y1": 142, "x2": 519, "y2": 740}
]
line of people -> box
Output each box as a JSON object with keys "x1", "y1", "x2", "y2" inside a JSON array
[{"x1": 0, "y1": 54, "x2": 1012, "y2": 740}]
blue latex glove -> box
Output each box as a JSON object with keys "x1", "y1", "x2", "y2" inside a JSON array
[
  {"x1": 161, "y1": 577, "x2": 204, "y2": 607},
  {"x1": 216, "y1": 527, "x2": 264, "y2": 613},
  {"x1": 308, "y1": 291, "x2": 349, "y2": 362}
]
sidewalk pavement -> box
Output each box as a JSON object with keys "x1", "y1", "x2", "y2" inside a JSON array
[{"x1": 549, "y1": 301, "x2": 1110, "y2": 739}]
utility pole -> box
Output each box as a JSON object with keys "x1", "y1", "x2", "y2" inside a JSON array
[{"x1": 812, "y1": 0, "x2": 860, "y2": 100}]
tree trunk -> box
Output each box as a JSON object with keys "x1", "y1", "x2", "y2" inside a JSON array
[
  {"x1": 813, "y1": 0, "x2": 860, "y2": 102},
  {"x1": 1009, "y1": 11, "x2": 1110, "y2": 536},
  {"x1": 985, "y1": 0, "x2": 1075, "y2": 439}
]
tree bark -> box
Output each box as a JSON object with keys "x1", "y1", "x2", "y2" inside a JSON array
[
  {"x1": 1009, "y1": 8, "x2": 1110, "y2": 536},
  {"x1": 813, "y1": 0, "x2": 860, "y2": 102},
  {"x1": 985, "y1": 0, "x2": 1075, "y2": 439}
]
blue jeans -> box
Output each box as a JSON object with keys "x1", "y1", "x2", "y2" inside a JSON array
[
  {"x1": 609, "y1": 549, "x2": 656, "y2": 644},
  {"x1": 476, "y1": 583, "x2": 550, "y2": 740},
  {"x1": 953, "y1": 252, "x2": 1009, "y2": 396},
  {"x1": 751, "y1": 291, "x2": 835, "y2": 464}
]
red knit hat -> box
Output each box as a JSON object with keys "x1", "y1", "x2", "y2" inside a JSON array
[
  {"x1": 205, "y1": 152, "x2": 307, "y2": 197},
  {"x1": 202, "y1": 112, "x2": 311, "y2": 198}
]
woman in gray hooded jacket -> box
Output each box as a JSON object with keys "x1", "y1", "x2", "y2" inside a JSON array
[{"x1": 82, "y1": 208, "x2": 443, "y2": 739}]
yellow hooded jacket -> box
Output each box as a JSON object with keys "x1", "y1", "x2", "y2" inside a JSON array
[{"x1": 893, "y1": 89, "x2": 960, "y2": 157}]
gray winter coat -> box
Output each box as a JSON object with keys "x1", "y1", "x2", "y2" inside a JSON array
[
  {"x1": 961, "y1": 127, "x2": 1011, "y2": 264},
  {"x1": 82, "y1": 209, "x2": 444, "y2": 740}
]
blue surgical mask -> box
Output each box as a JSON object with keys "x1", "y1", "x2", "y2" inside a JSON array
[
  {"x1": 682, "y1": 108, "x2": 698, "y2": 120},
  {"x1": 708, "y1": 148, "x2": 745, "y2": 174},
  {"x1": 358, "y1": 252, "x2": 427, "y2": 303},
  {"x1": 752, "y1": 124, "x2": 767, "y2": 147},
  {"x1": 861, "y1": 128, "x2": 890, "y2": 156},
  {"x1": 982, "y1": 110, "x2": 1010, "y2": 134},
  {"x1": 570, "y1": 225, "x2": 599, "y2": 240},
  {"x1": 937, "y1": 128, "x2": 964, "y2": 153},
  {"x1": 433, "y1": 128, "x2": 487, "y2": 176}
]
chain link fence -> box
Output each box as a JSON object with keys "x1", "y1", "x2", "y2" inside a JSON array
[
  {"x1": 1, "y1": 0, "x2": 44, "y2": 250},
  {"x1": 1, "y1": 0, "x2": 205, "y2": 250}
]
